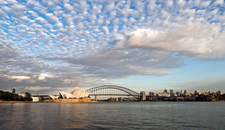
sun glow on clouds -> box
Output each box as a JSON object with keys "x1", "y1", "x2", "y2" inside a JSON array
[
  {"x1": 0, "y1": 0, "x2": 225, "y2": 93},
  {"x1": 116, "y1": 22, "x2": 225, "y2": 59},
  {"x1": 38, "y1": 73, "x2": 54, "y2": 80},
  {"x1": 11, "y1": 76, "x2": 31, "y2": 81}
]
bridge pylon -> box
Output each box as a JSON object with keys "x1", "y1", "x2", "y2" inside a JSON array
[{"x1": 95, "y1": 95, "x2": 97, "y2": 101}]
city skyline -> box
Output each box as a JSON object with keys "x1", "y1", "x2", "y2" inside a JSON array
[
  {"x1": 1, "y1": 0, "x2": 225, "y2": 94},
  {"x1": 1, "y1": 86, "x2": 224, "y2": 102}
]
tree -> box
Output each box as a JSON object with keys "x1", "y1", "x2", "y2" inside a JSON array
[
  {"x1": 24, "y1": 92, "x2": 32, "y2": 101},
  {"x1": 0, "y1": 91, "x2": 25, "y2": 101}
]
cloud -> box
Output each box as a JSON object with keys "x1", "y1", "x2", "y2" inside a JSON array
[
  {"x1": 38, "y1": 73, "x2": 54, "y2": 80},
  {"x1": 64, "y1": 3, "x2": 74, "y2": 11},
  {"x1": 0, "y1": 9, "x2": 8, "y2": 18},
  {"x1": 201, "y1": 1, "x2": 211, "y2": 7},
  {"x1": 23, "y1": 86, "x2": 52, "y2": 91},
  {"x1": 104, "y1": 2, "x2": 115, "y2": 12},
  {"x1": 7, "y1": 0, "x2": 18, "y2": 4},
  {"x1": 46, "y1": 13, "x2": 59, "y2": 22},
  {"x1": 115, "y1": 22, "x2": 225, "y2": 59},
  {"x1": 1, "y1": 0, "x2": 225, "y2": 93},
  {"x1": 11, "y1": 76, "x2": 31, "y2": 80},
  {"x1": 213, "y1": 0, "x2": 224, "y2": 5},
  {"x1": 102, "y1": 26, "x2": 109, "y2": 34},
  {"x1": 147, "y1": 0, "x2": 157, "y2": 11},
  {"x1": 35, "y1": 17, "x2": 47, "y2": 23},
  {"x1": 62, "y1": 14, "x2": 73, "y2": 25},
  {"x1": 44, "y1": 46, "x2": 183, "y2": 79},
  {"x1": 55, "y1": 22, "x2": 63, "y2": 28}
]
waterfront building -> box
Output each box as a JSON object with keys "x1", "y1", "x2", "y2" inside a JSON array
[
  {"x1": 217, "y1": 91, "x2": 222, "y2": 95},
  {"x1": 31, "y1": 97, "x2": 39, "y2": 102},
  {"x1": 176, "y1": 92, "x2": 181, "y2": 97},
  {"x1": 49, "y1": 95, "x2": 59, "y2": 100},
  {"x1": 203, "y1": 92, "x2": 210, "y2": 95},
  {"x1": 149, "y1": 92, "x2": 156, "y2": 96},
  {"x1": 49, "y1": 87, "x2": 89, "y2": 100},
  {"x1": 148, "y1": 92, "x2": 156, "y2": 101},
  {"x1": 156, "y1": 92, "x2": 162, "y2": 96},
  {"x1": 149, "y1": 92, "x2": 154, "y2": 96},
  {"x1": 181, "y1": 90, "x2": 185, "y2": 95},
  {"x1": 195, "y1": 89, "x2": 200, "y2": 95},
  {"x1": 162, "y1": 89, "x2": 170, "y2": 97},
  {"x1": 153, "y1": 92, "x2": 156, "y2": 96},
  {"x1": 118, "y1": 97, "x2": 123, "y2": 101},
  {"x1": 163, "y1": 93, "x2": 170, "y2": 97}
]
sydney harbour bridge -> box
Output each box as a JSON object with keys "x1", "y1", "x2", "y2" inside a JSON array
[{"x1": 85, "y1": 85, "x2": 140, "y2": 100}]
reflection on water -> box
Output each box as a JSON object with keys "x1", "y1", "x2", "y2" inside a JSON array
[
  {"x1": 0, "y1": 102, "x2": 225, "y2": 129},
  {"x1": 58, "y1": 103, "x2": 89, "y2": 129}
]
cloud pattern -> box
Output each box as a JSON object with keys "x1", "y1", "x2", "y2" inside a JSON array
[{"x1": 0, "y1": 0, "x2": 225, "y2": 93}]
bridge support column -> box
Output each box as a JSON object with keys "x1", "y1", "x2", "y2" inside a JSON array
[
  {"x1": 95, "y1": 95, "x2": 97, "y2": 101},
  {"x1": 140, "y1": 91, "x2": 146, "y2": 101}
]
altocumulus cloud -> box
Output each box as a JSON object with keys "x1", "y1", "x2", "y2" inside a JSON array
[{"x1": 0, "y1": 0, "x2": 225, "y2": 94}]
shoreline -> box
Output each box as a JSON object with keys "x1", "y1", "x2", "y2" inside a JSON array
[
  {"x1": 0, "y1": 101, "x2": 98, "y2": 103},
  {"x1": 0, "y1": 98, "x2": 98, "y2": 103},
  {"x1": 1, "y1": 100, "x2": 224, "y2": 103},
  {"x1": 0, "y1": 101, "x2": 38, "y2": 103}
]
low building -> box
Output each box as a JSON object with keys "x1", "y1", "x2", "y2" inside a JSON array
[{"x1": 31, "y1": 97, "x2": 39, "y2": 102}]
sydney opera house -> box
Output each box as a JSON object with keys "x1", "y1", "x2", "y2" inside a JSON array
[{"x1": 49, "y1": 87, "x2": 90, "y2": 100}]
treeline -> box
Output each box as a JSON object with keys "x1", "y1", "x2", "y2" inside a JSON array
[
  {"x1": 0, "y1": 91, "x2": 32, "y2": 101},
  {"x1": 196, "y1": 94, "x2": 225, "y2": 101}
]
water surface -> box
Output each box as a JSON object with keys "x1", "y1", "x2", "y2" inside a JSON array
[{"x1": 0, "y1": 102, "x2": 225, "y2": 130}]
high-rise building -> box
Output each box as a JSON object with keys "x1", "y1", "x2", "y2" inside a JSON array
[
  {"x1": 164, "y1": 89, "x2": 168, "y2": 93},
  {"x1": 149, "y1": 92, "x2": 154, "y2": 96},
  {"x1": 176, "y1": 92, "x2": 181, "y2": 97},
  {"x1": 181, "y1": 90, "x2": 185, "y2": 94},
  {"x1": 152, "y1": 92, "x2": 155, "y2": 96},
  {"x1": 217, "y1": 91, "x2": 222, "y2": 95},
  {"x1": 195, "y1": 89, "x2": 200, "y2": 95},
  {"x1": 170, "y1": 89, "x2": 174, "y2": 96}
]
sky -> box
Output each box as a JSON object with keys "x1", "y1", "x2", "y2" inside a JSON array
[{"x1": 1, "y1": 0, "x2": 225, "y2": 94}]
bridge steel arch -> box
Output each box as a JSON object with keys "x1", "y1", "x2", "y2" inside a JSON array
[{"x1": 85, "y1": 85, "x2": 140, "y2": 99}]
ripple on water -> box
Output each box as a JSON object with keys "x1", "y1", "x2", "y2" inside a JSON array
[{"x1": 0, "y1": 102, "x2": 225, "y2": 130}]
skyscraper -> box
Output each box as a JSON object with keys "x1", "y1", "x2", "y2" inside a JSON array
[
  {"x1": 170, "y1": 89, "x2": 174, "y2": 96},
  {"x1": 164, "y1": 89, "x2": 168, "y2": 93}
]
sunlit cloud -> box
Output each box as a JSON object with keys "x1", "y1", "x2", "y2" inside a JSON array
[
  {"x1": 115, "y1": 22, "x2": 225, "y2": 59},
  {"x1": 11, "y1": 76, "x2": 31, "y2": 80},
  {"x1": 38, "y1": 73, "x2": 54, "y2": 80}
]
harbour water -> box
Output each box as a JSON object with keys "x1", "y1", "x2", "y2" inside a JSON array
[{"x1": 0, "y1": 102, "x2": 225, "y2": 130}]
